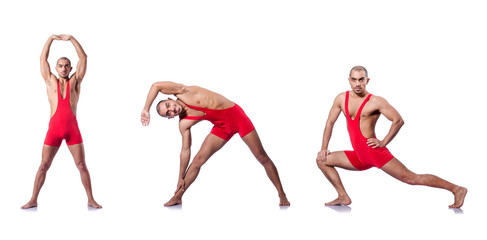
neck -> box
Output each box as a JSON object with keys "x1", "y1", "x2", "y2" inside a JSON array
[
  {"x1": 59, "y1": 77, "x2": 69, "y2": 83},
  {"x1": 351, "y1": 90, "x2": 369, "y2": 98},
  {"x1": 175, "y1": 99, "x2": 188, "y2": 115}
]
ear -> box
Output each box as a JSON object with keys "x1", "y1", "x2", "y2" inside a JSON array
[{"x1": 366, "y1": 78, "x2": 370, "y2": 84}]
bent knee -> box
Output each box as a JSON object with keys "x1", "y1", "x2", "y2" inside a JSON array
[{"x1": 316, "y1": 159, "x2": 327, "y2": 169}]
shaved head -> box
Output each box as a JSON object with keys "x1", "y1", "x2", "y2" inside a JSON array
[
  {"x1": 57, "y1": 57, "x2": 71, "y2": 66},
  {"x1": 349, "y1": 65, "x2": 368, "y2": 78},
  {"x1": 156, "y1": 100, "x2": 169, "y2": 116}
]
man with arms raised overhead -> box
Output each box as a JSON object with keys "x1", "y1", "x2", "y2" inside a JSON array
[
  {"x1": 22, "y1": 34, "x2": 102, "y2": 209},
  {"x1": 316, "y1": 66, "x2": 467, "y2": 208},
  {"x1": 141, "y1": 81, "x2": 290, "y2": 206}
]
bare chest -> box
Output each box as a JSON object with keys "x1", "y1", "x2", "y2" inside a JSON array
[{"x1": 345, "y1": 99, "x2": 379, "y2": 121}]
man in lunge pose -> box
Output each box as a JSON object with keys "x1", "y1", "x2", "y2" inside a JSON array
[
  {"x1": 141, "y1": 81, "x2": 290, "y2": 206},
  {"x1": 22, "y1": 34, "x2": 102, "y2": 209},
  {"x1": 316, "y1": 66, "x2": 467, "y2": 208}
]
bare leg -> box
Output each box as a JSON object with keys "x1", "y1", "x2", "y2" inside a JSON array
[
  {"x1": 67, "y1": 143, "x2": 102, "y2": 208},
  {"x1": 381, "y1": 158, "x2": 467, "y2": 208},
  {"x1": 241, "y1": 130, "x2": 290, "y2": 206},
  {"x1": 164, "y1": 134, "x2": 227, "y2": 206},
  {"x1": 316, "y1": 151, "x2": 357, "y2": 206},
  {"x1": 21, "y1": 145, "x2": 59, "y2": 209}
]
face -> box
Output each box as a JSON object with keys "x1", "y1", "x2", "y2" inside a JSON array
[
  {"x1": 158, "y1": 99, "x2": 183, "y2": 119},
  {"x1": 56, "y1": 59, "x2": 72, "y2": 78},
  {"x1": 348, "y1": 70, "x2": 369, "y2": 95}
]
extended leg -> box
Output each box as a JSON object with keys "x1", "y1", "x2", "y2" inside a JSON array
[
  {"x1": 316, "y1": 151, "x2": 357, "y2": 206},
  {"x1": 21, "y1": 145, "x2": 59, "y2": 209},
  {"x1": 164, "y1": 134, "x2": 227, "y2": 206},
  {"x1": 241, "y1": 130, "x2": 290, "y2": 206},
  {"x1": 381, "y1": 158, "x2": 467, "y2": 208},
  {"x1": 68, "y1": 143, "x2": 102, "y2": 208}
]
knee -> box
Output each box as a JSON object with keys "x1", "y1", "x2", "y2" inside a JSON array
[
  {"x1": 316, "y1": 154, "x2": 334, "y2": 169},
  {"x1": 255, "y1": 152, "x2": 270, "y2": 165},
  {"x1": 316, "y1": 159, "x2": 326, "y2": 169},
  {"x1": 76, "y1": 162, "x2": 88, "y2": 172},
  {"x1": 192, "y1": 155, "x2": 206, "y2": 169},
  {"x1": 401, "y1": 173, "x2": 420, "y2": 185},
  {"x1": 38, "y1": 162, "x2": 51, "y2": 173}
]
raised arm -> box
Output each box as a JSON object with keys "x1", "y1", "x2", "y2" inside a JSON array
[
  {"x1": 40, "y1": 35, "x2": 60, "y2": 81},
  {"x1": 175, "y1": 120, "x2": 194, "y2": 193},
  {"x1": 367, "y1": 96, "x2": 404, "y2": 148},
  {"x1": 141, "y1": 82, "x2": 187, "y2": 126},
  {"x1": 317, "y1": 94, "x2": 343, "y2": 162},
  {"x1": 59, "y1": 34, "x2": 87, "y2": 81}
]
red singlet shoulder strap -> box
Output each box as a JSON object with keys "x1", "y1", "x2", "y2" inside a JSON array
[{"x1": 356, "y1": 94, "x2": 372, "y2": 117}]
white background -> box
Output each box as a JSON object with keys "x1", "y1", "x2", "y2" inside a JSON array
[{"x1": 0, "y1": 0, "x2": 485, "y2": 239}]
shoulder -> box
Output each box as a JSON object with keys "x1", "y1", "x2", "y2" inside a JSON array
[
  {"x1": 333, "y1": 91, "x2": 347, "y2": 105},
  {"x1": 178, "y1": 118, "x2": 198, "y2": 132},
  {"x1": 369, "y1": 94, "x2": 392, "y2": 109},
  {"x1": 369, "y1": 94, "x2": 388, "y2": 104}
]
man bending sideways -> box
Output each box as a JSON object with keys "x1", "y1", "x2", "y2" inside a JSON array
[{"x1": 141, "y1": 81, "x2": 290, "y2": 206}]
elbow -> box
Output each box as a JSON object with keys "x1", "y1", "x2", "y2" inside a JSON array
[{"x1": 396, "y1": 118, "x2": 405, "y2": 128}]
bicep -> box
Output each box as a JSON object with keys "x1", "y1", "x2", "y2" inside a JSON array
[
  {"x1": 326, "y1": 95, "x2": 343, "y2": 124},
  {"x1": 153, "y1": 81, "x2": 186, "y2": 95},
  {"x1": 379, "y1": 99, "x2": 402, "y2": 122},
  {"x1": 179, "y1": 121, "x2": 194, "y2": 150}
]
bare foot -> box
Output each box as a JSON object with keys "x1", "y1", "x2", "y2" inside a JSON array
[
  {"x1": 164, "y1": 196, "x2": 182, "y2": 207},
  {"x1": 279, "y1": 196, "x2": 290, "y2": 206},
  {"x1": 449, "y1": 187, "x2": 467, "y2": 208},
  {"x1": 325, "y1": 196, "x2": 352, "y2": 206},
  {"x1": 21, "y1": 201, "x2": 38, "y2": 209},
  {"x1": 88, "y1": 200, "x2": 103, "y2": 209}
]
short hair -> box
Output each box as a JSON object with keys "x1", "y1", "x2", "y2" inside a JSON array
[
  {"x1": 349, "y1": 65, "x2": 368, "y2": 78},
  {"x1": 57, "y1": 57, "x2": 71, "y2": 66},
  {"x1": 156, "y1": 99, "x2": 169, "y2": 117}
]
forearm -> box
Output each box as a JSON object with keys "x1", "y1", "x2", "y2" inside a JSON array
[
  {"x1": 69, "y1": 36, "x2": 87, "y2": 60},
  {"x1": 320, "y1": 123, "x2": 334, "y2": 150},
  {"x1": 143, "y1": 84, "x2": 160, "y2": 111},
  {"x1": 179, "y1": 150, "x2": 191, "y2": 179},
  {"x1": 382, "y1": 119, "x2": 404, "y2": 146},
  {"x1": 40, "y1": 36, "x2": 55, "y2": 60}
]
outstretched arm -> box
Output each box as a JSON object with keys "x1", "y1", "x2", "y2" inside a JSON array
[
  {"x1": 141, "y1": 82, "x2": 187, "y2": 126},
  {"x1": 40, "y1": 35, "x2": 60, "y2": 81},
  {"x1": 317, "y1": 94, "x2": 342, "y2": 162},
  {"x1": 367, "y1": 96, "x2": 404, "y2": 148},
  {"x1": 175, "y1": 120, "x2": 194, "y2": 193},
  {"x1": 59, "y1": 34, "x2": 87, "y2": 81}
]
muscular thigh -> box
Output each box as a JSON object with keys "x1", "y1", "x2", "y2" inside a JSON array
[{"x1": 326, "y1": 151, "x2": 358, "y2": 171}]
